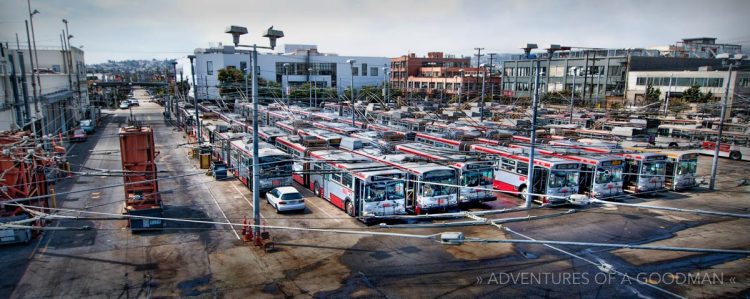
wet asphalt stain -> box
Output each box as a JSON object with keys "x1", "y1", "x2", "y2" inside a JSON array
[{"x1": 177, "y1": 274, "x2": 211, "y2": 297}]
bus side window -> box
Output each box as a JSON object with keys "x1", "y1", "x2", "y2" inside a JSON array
[{"x1": 517, "y1": 162, "x2": 529, "y2": 176}]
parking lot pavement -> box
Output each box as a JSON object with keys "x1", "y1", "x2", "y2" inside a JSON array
[{"x1": 4, "y1": 90, "x2": 750, "y2": 297}]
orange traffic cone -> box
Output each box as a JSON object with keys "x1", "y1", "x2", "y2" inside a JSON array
[{"x1": 240, "y1": 215, "x2": 247, "y2": 236}]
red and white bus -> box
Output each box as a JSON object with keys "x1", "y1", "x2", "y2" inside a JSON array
[
  {"x1": 342, "y1": 140, "x2": 459, "y2": 214},
  {"x1": 308, "y1": 149, "x2": 408, "y2": 218},
  {"x1": 623, "y1": 146, "x2": 699, "y2": 191},
  {"x1": 505, "y1": 144, "x2": 626, "y2": 199},
  {"x1": 297, "y1": 127, "x2": 344, "y2": 147},
  {"x1": 553, "y1": 140, "x2": 668, "y2": 194},
  {"x1": 469, "y1": 144, "x2": 582, "y2": 205},
  {"x1": 394, "y1": 142, "x2": 496, "y2": 204}
]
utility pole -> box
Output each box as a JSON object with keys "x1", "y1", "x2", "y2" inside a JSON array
[
  {"x1": 664, "y1": 73, "x2": 673, "y2": 116},
  {"x1": 188, "y1": 55, "x2": 201, "y2": 143},
  {"x1": 347, "y1": 59, "x2": 356, "y2": 127},
  {"x1": 480, "y1": 64, "x2": 487, "y2": 122},
  {"x1": 526, "y1": 58, "x2": 541, "y2": 208},
  {"x1": 709, "y1": 58, "x2": 737, "y2": 190},
  {"x1": 474, "y1": 48, "x2": 484, "y2": 103},
  {"x1": 570, "y1": 68, "x2": 577, "y2": 124},
  {"x1": 488, "y1": 53, "x2": 496, "y2": 102}
]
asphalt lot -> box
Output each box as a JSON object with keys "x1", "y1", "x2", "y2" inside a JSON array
[{"x1": 1, "y1": 89, "x2": 749, "y2": 298}]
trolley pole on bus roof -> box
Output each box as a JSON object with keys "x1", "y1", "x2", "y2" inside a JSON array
[{"x1": 227, "y1": 25, "x2": 284, "y2": 238}]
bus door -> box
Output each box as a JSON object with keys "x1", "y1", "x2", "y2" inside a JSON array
[
  {"x1": 355, "y1": 178, "x2": 364, "y2": 215},
  {"x1": 405, "y1": 173, "x2": 417, "y2": 209},
  {"x1": 624, "y1": 160, "x2": 640, "y2": 191},
  {"x1": 579, "y1": 165, "x2": 594, "y2": 194},
  {"x1": 532, "y1": 168, "x2": 547, "y2": 195},
  {"x1": 664, "y1": 159, "x2": 675, "y2": 189}
]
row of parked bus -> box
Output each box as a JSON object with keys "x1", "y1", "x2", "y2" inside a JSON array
[{"x1": 193, "y1": 104, "x2": 702, "y2": 221}]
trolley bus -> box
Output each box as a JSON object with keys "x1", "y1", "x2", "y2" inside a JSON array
[
  {"x1": 558, "y1": 140, "x2": 668, "y2": 194},
  {"x1": 229, "y1": 138, "x2": 293, "y2": 194},
  {"x1": 469, "y1": 144, "x2": 582, "y2": 205},
  {"x1": 307, "y1": 149, "x2": 408, "y2": 218},
  {"x1": 623, "y1": 147, "x2": 699, "y2": 191},
  {"x1": 505, "y1": 144, "x2": 626, "y2": 199},
  {"x1": 342, "y1": 139, "x2": 459, "y2": 214},
  {"x1": 395, "y1": 142, "x2": 495, "y2": 204}
]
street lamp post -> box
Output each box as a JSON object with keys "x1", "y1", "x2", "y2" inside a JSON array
[
  {"x1": 347, "y1": 59, "x2": 356, "y2": 126},
  {"x1": 570, "y1": 67, "x2": 577, "y2": 124},
  {"x1": 226, "y1": 25, "x2": 284, "y2": 239},
  {"x1": 283, "y1": 63, "x2": 290, "y2": 108},
  {"x1": 382, "y1": 66, "x2": 389, "y2": 106},
  {"x1": 458, "y1": 69, "x2": 464, "y2": 110},
  {"x1": 308, "y1": 67, "x2": 313, "y2": 108}
]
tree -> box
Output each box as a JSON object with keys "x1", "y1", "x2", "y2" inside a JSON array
[
  {"x1": 668, "y1": 97, "x2": 689, "y2": 114},
  {"x1": 645, "y1": 84, "x2": 661, "y2": 103},
  {"x1": 682, "y1": 85, "x2": 703, "y2": 102},
  {"x1": 217, "y1": 67, "x2": 244, "y2": 98}
]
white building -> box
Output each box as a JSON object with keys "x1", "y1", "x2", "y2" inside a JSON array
[
  {"x1": 626, "y1": 67, "x2": 750, "y2": 115},
  {"x1": 178, "y1": 44, "x2": 389, "y2": 101},
  {"x1": 0, "y1": 44, "x2": 89, "y2": 134}
]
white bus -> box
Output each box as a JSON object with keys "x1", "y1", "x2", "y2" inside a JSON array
[
  {"x1": 469, "y1": 144, "x2": 582, "y2": 206},
  {"x1": 341, "y1": 139, "x2": 459, "y2": 214},
  {"x1": 395, "y1": 142, "x2": 496, "y2": 204}
]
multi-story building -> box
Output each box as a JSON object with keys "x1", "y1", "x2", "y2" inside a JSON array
[
  {"x1": 179, "y1": 44, "x2": 389, "y2": 101},
  {"x1": 0, "y1": 44, "x2": 88, "y2": 135},
  {"x1": 626, "y1": 63, "x2": 750, "y2": 115},
  {"x1": 390, "y1": 52, "x2": 501, "y2": 100}
]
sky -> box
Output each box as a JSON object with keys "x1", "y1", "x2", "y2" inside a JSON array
[{"x1": 1, "y1": 0, "x2": 749, "y2": 64}]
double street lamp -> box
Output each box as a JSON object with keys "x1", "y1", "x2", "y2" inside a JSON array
[{"x1": 226, "y1": 25, "x2": 284, "y2": 240}]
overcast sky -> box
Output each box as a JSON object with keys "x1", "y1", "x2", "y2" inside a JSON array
[{"x1": 1, "y1": 0, "x2": 748, "y2": 64}]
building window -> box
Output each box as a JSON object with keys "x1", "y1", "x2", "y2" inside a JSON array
[
  {"x1": 52, "y1": 65, "x2": 61, "y2": 73},
  {"x1": 371, "y1": 67, "x2": 378, "y2": 76},
  {"x1": 503, "y1": 67, "x2": 514, "y2": 76},
  {"x1": 429, "y1": 82, "x2": 436, "y2": 89},
  {"x1": 207, "y1": 61, "x2": 213, "y2": 75},
  {"x1": 739, "y1": 78, "x2": 750, "y2": 88},
  {"x1": 240, "y1": 61, "x2": 247, "y2": 72},
  {"x1": 516, "y1": 83, "x2": 529, "y2": 91},
  {"x1": 675, "y1": 77, "x2": 691, "y2": 86},
  {"x1": 352, "y1": 67, "x2": 359, "y2": 76},
  {"x1": 362, "y1": 63, "x2": 368, "y2": 76},
  {"x1": 707, "y1": 78, "x2": 723, "y2": 87},
  {"x1": 517, "y1": 67, "x2": 530, "y2": 77},
  {"x1": 636, "y1": 77, "x2": 646, "y2": 86},
  {"x1": 503, "y1": 82, "x2": 513, "y2": 90}
]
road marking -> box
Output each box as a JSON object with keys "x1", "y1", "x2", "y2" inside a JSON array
[
  {"x1": 305, "y1": 196, "x2": 341, "y2": 222},
  {"x1": 205, "y1": 183, "x2": 241, "y2": 240},
  {"x1": 230, "y1": 183, "x2": 267, "y2": 220}
]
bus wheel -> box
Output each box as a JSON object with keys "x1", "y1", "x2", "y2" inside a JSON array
[
  {"x1": 345, "y1": 200, "x2": 355, "y2": 217},
  {"x1": 313, "y1": 182, "x2": 320, "y2": 197},
  {"x1": 730, "y1": 151, "x2": 742, "y2": 160},
  {"x1": 518, "y1": 186, "x2": 527, "y2": 200}
]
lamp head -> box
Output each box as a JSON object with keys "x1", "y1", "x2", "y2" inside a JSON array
[
  {"x1": 67, "y1": 34, "x2": 74, "y2": 40},
  {"x1": 31, "y1": 9, "x2": 40, "y2": 16},
  {"x1": 62, "y1": 19, "x2": 68, "y2": 24},
  {"x1": 225, "y1": 25, "x2": 248, "y2": 47},
  {"x1": 346, "y1": 59, "x2": 356, "y2": 64},
  {"x1": 262, "y1": 26, "x2": 284, "y2": 50}
]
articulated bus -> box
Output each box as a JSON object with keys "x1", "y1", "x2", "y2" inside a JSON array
[
  {"x1": 308, "y1": 149, "x2": 408, "y2": 218},
  {"x1": 469, "y1": 144, "x2": 582, "y2": 205},
  {"x1": 623, "y1": 146, "x2": 699, "y2": 191},
  {"x1": 395, "y1": 142, "x2": 495, "y2": 204},
  {"x1": 505, "y1": 144, "x2": 626, "y2": 199},
  {"x1": 229, "y1": 138, "x2": 293, "y2": 194},
  {"x1": 551, "y1": 140, "x2": 668, "y2": 194},
  {"x1": 342, "y1": 140, "x2": 459, "y2": 214}
]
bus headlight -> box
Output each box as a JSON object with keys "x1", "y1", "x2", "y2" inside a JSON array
[{"x1": 459, "y1": 195, "x2": 467, "y2": 202}]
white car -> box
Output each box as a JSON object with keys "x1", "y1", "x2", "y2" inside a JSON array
[
  {"x1": 266, "y1": 186, "x2": 305, "y2": 213},
  {"x1": 119, "y1": 101, "x2": 130, "y2": 109}
]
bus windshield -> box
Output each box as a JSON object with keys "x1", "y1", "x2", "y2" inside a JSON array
[
  {"x1": 676, "y1": 160, "x2": 698, "y2": 175},
  {"x1": 462, "y1": 169, "x2": 493, "y2": 187},
  {"x1": 548, "y1": 170, "x2": 579, "y2": 188},
  {"x1": 641, "y1": 161, "x2": 667, "y2": 176},
  {"x1": 366, "y1": 181, "x2": 405, "y2": 202},
  {"x1": 595, "y1": 167, "x2": 623, "y2": 183},
  {"x1": 423, "y1": 170, "x2": 457, "y2": 197},
  {"x1": 259, "y1": 156, "x2": 292, "y2": 175}
]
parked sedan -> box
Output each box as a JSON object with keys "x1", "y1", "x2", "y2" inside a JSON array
[
  {"x1": 119, "y1": 101, "x2": 130, "y2": 109},
  {"x1": 129, "y1": 99, "x2": 140, "y2": 106},
  {"x1": 266, "y1": 186, "x2": 305, "y2": 213},
  {"x1": 70, "y1": 129, "x2": 87, "y2": 142}
]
